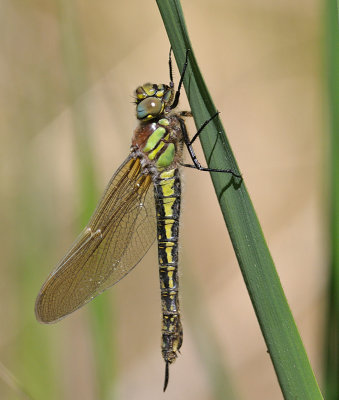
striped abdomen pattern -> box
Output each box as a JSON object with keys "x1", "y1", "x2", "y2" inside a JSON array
[
  {"x1": 132, "y1": 115, "x2": 184, "y2": 365},
  {"x1": 154, "y1": 168, "x2": 182, "y2": 364}
]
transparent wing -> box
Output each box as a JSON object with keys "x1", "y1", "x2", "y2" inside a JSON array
[{"x1": 35, "y1": 156, "x2": 156, "y2": 323}]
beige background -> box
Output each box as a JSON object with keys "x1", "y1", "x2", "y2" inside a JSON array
[{"x1": 0, "y1": 0, "x2": 326, "y2": 399}]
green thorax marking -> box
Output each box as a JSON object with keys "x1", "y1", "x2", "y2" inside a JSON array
[
  {"x1": 156, "y1": 144, "x2": 175, "y2": 168},
  {"x1": 143, "y1": 127, "x2": 166, "y2": 152},
  {"x1": 159, "y1": 118, "x2": 170, "y2": 126},
  {"x1": 141, "y1": 118, "x2": 176, "y2": 169}
]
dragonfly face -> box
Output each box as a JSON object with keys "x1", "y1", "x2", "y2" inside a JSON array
[{"x1": 135, "y1": 83, "x2": 174, "y2": 121}]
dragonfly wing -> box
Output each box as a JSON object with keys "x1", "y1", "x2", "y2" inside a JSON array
[{"x1": 35, "y1": 156, "x2": 156, "y2": 323}]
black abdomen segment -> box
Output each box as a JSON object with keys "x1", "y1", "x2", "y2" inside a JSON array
[{"x1": 153, "y1": 168, "x2": 183, "y2": 366}]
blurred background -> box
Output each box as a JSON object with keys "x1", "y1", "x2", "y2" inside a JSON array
[{"x1": 0, "y1": 0, "x2": 332, "y2": 399}]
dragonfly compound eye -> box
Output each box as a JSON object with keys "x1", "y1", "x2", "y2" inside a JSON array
[{"x1": 136, "y1": 97, "x2": 164, "y2": 120}]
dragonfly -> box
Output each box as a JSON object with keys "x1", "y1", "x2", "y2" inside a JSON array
[{"x1": 35, "y1": 48, "x2": 241, "y2": 391}]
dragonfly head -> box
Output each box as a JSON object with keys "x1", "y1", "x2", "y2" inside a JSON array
[{"x1": 135, "y1": 83, "x2": 173, "y2": 121}]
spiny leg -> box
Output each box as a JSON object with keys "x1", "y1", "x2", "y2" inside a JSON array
[
  {"x1": 168, "y1": 47, "x2": 174, "y2": 86},
  {"x1": 169, "y1": 48, "x2": 190, "y2": 110},
  {"x1": 189, "y1": 111, "x2": 219, "y2": 145},
  {"x1": 178, "y1": 115, "x2": 242, "y2": 178},
  {"x1": 179, "y1": 111, "x2": 193, "y2": 118},
  {"x1": 168, "y1": 47, "x2": 240, "y2": 177}
]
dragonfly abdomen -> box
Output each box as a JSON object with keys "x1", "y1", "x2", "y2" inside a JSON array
[{"x1": 154, "y1": 168, "x2": 183, "y2": 365}]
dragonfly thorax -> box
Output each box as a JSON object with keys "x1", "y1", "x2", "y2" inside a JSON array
[{"x1": 135, "y1": 83, "x2": 173, "y2": 121}]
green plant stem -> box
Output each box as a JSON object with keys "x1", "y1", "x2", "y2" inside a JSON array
[
  {"x1": 156, "y1": 1, "x2": 324, "y2": 398},
  {"x1": 323, "y1": 0, "x2": 339, "y2": 398}
]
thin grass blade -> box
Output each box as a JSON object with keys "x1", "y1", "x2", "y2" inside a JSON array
[
  {"x1": 323, "y1": 0, "x2": 339, "y2": 398},
  {"x1": 156, "y1": 1, "x2": 324, "y2": 398}
]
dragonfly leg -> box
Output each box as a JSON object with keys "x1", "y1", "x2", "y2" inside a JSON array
[
  {"x1": 189, "y1": 111, "x2": 219, "y2": 145},
  {"x1": 169, "y1": 48, "x2": 190, "y2": 110},
  {"x1": 179, "y1": 111, "x2": 193, "y2": 118},
  {"x1": 168, "y1": 47, "x2": 174, "y2": 86},
  {"x1": 178, "y1": 116, "x2": 242, "y2": 178}
]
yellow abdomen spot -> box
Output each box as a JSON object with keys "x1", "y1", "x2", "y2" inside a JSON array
[
  {"x1": 163, "y1": 198, "x2": 175, "y2": 217},
  {"x1": 161, "y1": 179, "x2": 175, "y2": 197},
  {"x1": 165, "y1": 245, "x2": 174, "y2": 264},
  {"x1": 160, "y1": 169, "x2": 175, "y2": 179}
]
